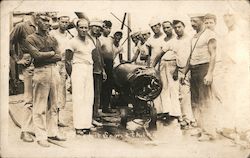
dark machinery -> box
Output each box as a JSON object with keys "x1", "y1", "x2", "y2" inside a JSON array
[{"x1": 112, "y1": 63, "x2": 162, "y2": 130}]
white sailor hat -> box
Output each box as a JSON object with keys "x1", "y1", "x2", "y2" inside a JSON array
[
  {"x1": 89, "y1": 19, "x2": 103, "y2": 28},
  {"x1": 57, "y1": 12, "x2": 70, "y2": 19},
  {"x1": 149, "y1": 17, "x2": 161, "y2": 27}
]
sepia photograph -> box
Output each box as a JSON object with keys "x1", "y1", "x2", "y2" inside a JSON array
[{"x1": 1, "y1": 0, "x2": 250, "y2": 157}]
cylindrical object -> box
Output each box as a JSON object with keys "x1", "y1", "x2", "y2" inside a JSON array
[{"x1": 113, "y1": 63, "x2": 162, "y2": 101}]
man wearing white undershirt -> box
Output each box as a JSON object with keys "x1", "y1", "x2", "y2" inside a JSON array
[{"x1": 50, "y1": 14, "x2": 72, "y2": 127}]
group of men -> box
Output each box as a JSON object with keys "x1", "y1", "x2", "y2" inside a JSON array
[
  {"x1": 129, "y1": 12, "x2": 249, "y2": 142},
  {"x1": 10, "y1": 12, "x2": 125, "y2": 147},
  {"x1": 9, "y1": 11, "x2": 250, "y2": 147}
]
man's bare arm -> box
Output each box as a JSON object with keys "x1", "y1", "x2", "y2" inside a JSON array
[{"x1": 204, "y1": 38, "x2": 216, "y2": 85}]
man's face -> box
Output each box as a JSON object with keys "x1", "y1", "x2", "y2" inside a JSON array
[
  {"x1": 102, "y1": 25, "x2": 111, "y2": 37},
  {"x1": 77, "y1": 20, "x2": 89, "y2": 37},
  {"x1": 91, "y1": 25, "x2": 103, "y2": 37},
  {"x1": 114, "y1": 33, "x2": 122, "y2": 43},
  {"x1": 174, "y1": 22, "x2": 185, "y2": 37},
  {"x1": 151, "y1": 23, "x2": 161, "y2": 34},
  {"x1": 223, "y1": 14, "x2": 235, "y2": 29},
  {"x1": 37, "y1": 16, "x2": 51, "y2": 31},
  {"x1": 162, "y1": 22, "x2": 173, "y2": 36},
  {"x1": 131, "y1": 35, "x2": 139, "y2": 44},
  {"x1": 48, "y1": 12, "x2": 57, "y2": 19},
  {"x1": 142, "y1": 33, "x2": 150, "y2": 41},
  {"x1": 191, "y1": 17, "x2": 203, "y2": 31},
  {"x1": 204, "y1": 18, "x2": 216, "y2": 31},
  {"x1": 58, "y1": 17, "x2": 70, "y2": 31}
]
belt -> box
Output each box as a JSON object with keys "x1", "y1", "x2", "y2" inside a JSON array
[
  {"x1": 35, "y1": 63, "x2": 57, "y2": 68},
  {"x1": 190, "y1": 62, "x2": 209, "y2": 69},
  {"x1": 162, "y1": 59, "x2": 176, "y2": 62},
  {"x1": 73, "y1": 61, "x2": 92, "y2": 65}
]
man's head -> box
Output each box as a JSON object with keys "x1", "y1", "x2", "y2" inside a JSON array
[
  {"x1": 190, "y1": 15, "x2": 204, "y2": 31},
  {"x1": 150, "y1": 23, "x2": 161, "y2": 35},
  {"x1": 58, "y1": 16, "x2": 70, "y2": 31},
  {"x1": 223, "y1": 12, "x2": 235, "y2": 30},
  {"x1": 36, "y1": 13, "x2": 51, "y2": 31},
  {"x1": 113, "y1": 31, "x2": 123, "y2": 43},
  {"x1": 149, "y1": 18, "x2": 162, "y2": 35},
  {"x1": 102, "y1": 20, "x2": 112, "y2": 37},
  {"x1": 47, "y1": 12, "x2": 57, "y2": 20},
  {"x1": 162, "y1": 21, "x2": 173, "y2": 36},
  {"x1": 204, "y1": 14, "x2": 216, "y2": 31},
  {"x1": 76, "y1": 19, "x2": 89, "y2": 37},
  {"x1": 173, "y1": 20, "x2": 185, "y2": 37},
  {"x1": 90, "y1": 19, "x2": 103, "y2": 37},
  {"x1": 141, "y1": 30, "x2": 151, "y2": 42},
  {"x1": 131, "y1": 32, "x2": 140, "y2": 45}
]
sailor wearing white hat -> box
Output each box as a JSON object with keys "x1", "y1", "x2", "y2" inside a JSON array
[
  {"x1": 89, "y1": 18, "x2": 107, "y2": 122},
  {"x1": 179, "y1": 13, "x2": 217, "y2": 141},
  {"x1": 49, "y1": 12, "x2": 72, "y2": 128}
]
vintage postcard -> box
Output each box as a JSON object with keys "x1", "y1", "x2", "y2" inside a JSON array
[{"x1": 1, "y1": 0, "x2": 250, "y2": 157}]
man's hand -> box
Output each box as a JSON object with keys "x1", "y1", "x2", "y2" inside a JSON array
[
  {"x1": 179, "y1": 73, "x2": 186, "y2": 85},
  {"x1": 120, "y1": 60, "x2": 126, "y2": 64},
  {"x1": 204, "y1": 73, "x2": 213, "y2": 85},
  {"x1": 173, "y1": 67, "x2": 178, "y2": 81},
  {"x1": 16, "y1": 58, "x2": 31, "y2": 66},
  {"x1": 102, "y1": 71, "x2": 107, "y2": 81}
]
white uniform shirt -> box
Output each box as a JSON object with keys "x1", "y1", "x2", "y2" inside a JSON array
[
  {"x1": 161, "y1": 35, "x2": 177, "y2": 61},
  {"x1": 50, "y1": 29, "x2": 72, "y2": 61},
  {"x1": 67, "y1": 36, "x2": 95, "y2": 65},
  {"x1": 146, "y1": 34, "x2": 165, "y2": 63},
  {"x1": 174, "y1": 35, "x2": 191, "y2": 68},
  {"x1": 190, "y1": 29, "x2": 216, "y2": 66}
]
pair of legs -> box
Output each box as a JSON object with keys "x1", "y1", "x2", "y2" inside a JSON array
[
  {"x1": 57, "y1": 61, "x2": 68, "y2": 127},
  {"x1": 101, "y1": 58, "x2": 114, "y2": 113},
  {"x1": 20, "y1": 63, "x2": 34, "y2": 142},
  {"x1": 33, "y1": 64, "x2": 66, "y2": 147},
  {"x1": 155, "y1": 60, "x2": 181, "y2": 117},
  {"x1": 72, "y1": 63, "x2": 94, "y2": 135},
  {"x1": 190, "y1": 63, "x2": 213, "y2": 141}
]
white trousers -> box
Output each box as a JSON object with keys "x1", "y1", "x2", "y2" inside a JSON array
[
  {"x1": 179, "y1": 71, "x2": 195, "y2": 122},
  {"x1": 72, "y1": 63, "x2": 94, "y2": 129},
  {"x1": 154, "y1": 60, "x2": 181, "y2": 116}
]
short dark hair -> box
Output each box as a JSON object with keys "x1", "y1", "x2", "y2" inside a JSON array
[
  {"x1": 114, "y1": 31, "x2": 123, "y2": 37},
  {"x1": 103, "y1": 20, "x2": 112, "y2": 28},
  {"x1": 172, "y1": 20, "x2": 185, "y2": 27},
  {"x1": 76, "y1": 19, "x2": 89, "y2": 27},
  {"x1": 162, "y1": 21, "x2": 173, "y2": 27}
]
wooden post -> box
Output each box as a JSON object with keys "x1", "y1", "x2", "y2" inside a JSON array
[{"x1": 127, "y1": 13, "x2": 131, "y2": 61}]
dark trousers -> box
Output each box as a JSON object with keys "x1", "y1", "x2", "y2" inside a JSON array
[
  {"x1": 190, "y1": 63, "x2": 212, "y2": 106},
  {"x1": 101, "y1": 59, "x2": 114, "y2": 112},
  {"x1": 93, "y1": 73, "x2": 102, "y2": 118}
]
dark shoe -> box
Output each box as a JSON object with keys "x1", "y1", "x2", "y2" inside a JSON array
[
  {"x1": 75, "y1": 129, "x2": 90, "y2": 135},
  {"x1": 82, "y1": 129, "x2": 90, "y2": 135},
  {"x1": 20, "y1": 132, "x2": 34, "y2": 142},
  {"x1": 58, "y1": 122, "x2": 69, "y2": 127},
  {"x1": 76, "y1": 129, "x2": 84, "y2": 135},
  {"x1": 37, "y1": 140, "x2": 50, "y2": 147},
  {"x1": 48, "y1": 135, "x2": 66, "y2": 141}
]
